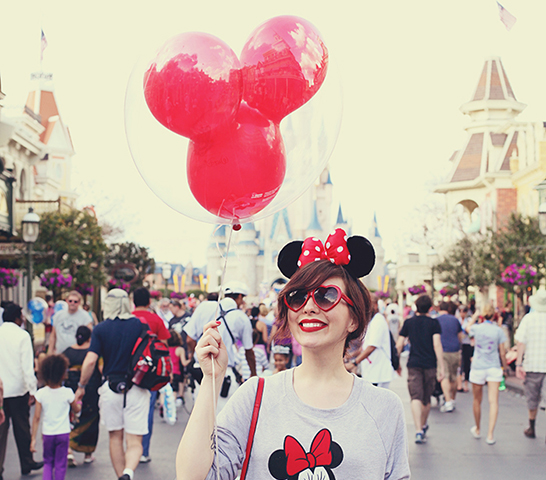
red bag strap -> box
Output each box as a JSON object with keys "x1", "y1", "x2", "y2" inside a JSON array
[{"x1": 240, "y1": 377, "x2": 265, "y2": 480}]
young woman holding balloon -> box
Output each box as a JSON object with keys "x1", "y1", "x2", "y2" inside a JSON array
[{"x1": 176, "y1": 229, "x2": 410, "y2": 480}]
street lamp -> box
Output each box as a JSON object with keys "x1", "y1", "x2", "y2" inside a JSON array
[
  {"x1": 534, "y1": 179, "x2": 546, "y2": 235},
  {"x1": 22, "y1": 207, "x2": 40, "y2": 346}
]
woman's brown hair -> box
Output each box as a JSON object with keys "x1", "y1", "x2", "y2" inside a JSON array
[{"x1": 275, "y1": 260, "x2": 372, "y2": 353}]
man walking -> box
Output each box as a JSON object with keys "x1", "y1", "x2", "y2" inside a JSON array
[
  {"x1": 0, "y1": 304, "x2": 43, "y2": 478},
  {"x1": 131, "y1": 287, "x2": 170, "y2": 464},
  {"x1": 48, "y1": 291, "x2": 93, "y2": 354},
  {"x1": 437, "y1": 301, "x2": 463, "y2": 412},
  {"x1": 76, "y1": 289, "x2": 149, "y2": 480},
  {"x1": 515, "y1": 289, "x2": 546, "y2": 441},
  {"x1": 184, "y1": 281, "x2": 255, "y2": 411},
  {"x1": 396, "y1": 294, "x2": 445, "y2": 444},
  {"x1": 356, "y1": 295, "x2": 394, "y2": 388}
]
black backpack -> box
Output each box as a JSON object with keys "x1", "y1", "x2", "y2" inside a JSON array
[{"x1": 389, "y1": 331, "x2": 400, "y2": 371}]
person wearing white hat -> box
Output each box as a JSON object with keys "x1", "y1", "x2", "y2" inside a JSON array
[
  {"x1": 515, "y1": 289, "x2": 546, "y2": 441},
  {"x1": 183, "y1": 281, "x2": 255, "y2": 412}
]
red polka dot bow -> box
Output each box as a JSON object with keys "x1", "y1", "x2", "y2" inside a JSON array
[{"x1": 297, "y1": 228, "x2": 351, "y2": 269}]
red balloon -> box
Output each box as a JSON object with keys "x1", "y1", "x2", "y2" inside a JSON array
[
  {"x1": 187, "y1": 103, "x2": 286, "y2": 220},
  {"x1": 143, "y1": 32, "x2": 242, "y2": 139},
  {"x1": 240, "y1": 16, "x2": 328, "y2": 124}
]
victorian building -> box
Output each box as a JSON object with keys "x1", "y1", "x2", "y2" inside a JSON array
[
  {"x1": 432, "y1": 56, "x2": 546, "y2": 306},
  {"x1": 0, "y1": 70, "x2": 77, "y2": 304}
]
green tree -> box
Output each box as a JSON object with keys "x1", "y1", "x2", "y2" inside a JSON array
[
  {"x1": 105, "y1": 242, "x2": 155, "y2": 291},
  {"x1": 34, "y1": 209, "x2": 108, "y2": 298},
  {"x1": 435, "y1": 235, "x2": 476, "y2": 299},
  {"x1": 487, "y1": 213, "x2": 546, "y2": 287}
]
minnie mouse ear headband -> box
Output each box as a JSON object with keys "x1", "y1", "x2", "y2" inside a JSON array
[{"x1": 277, "y1": 228, "x2": 375, "y2": 279}]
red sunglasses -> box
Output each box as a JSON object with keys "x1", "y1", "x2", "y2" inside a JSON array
[{"x1": 284, "y1": 285, "x2": 354, "y2": 312}]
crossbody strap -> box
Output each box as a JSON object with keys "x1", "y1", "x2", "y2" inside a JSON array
[
  {"x1": 218, "y1": 305, "x2": 237, "y2": 344},
  {"x1": 240, "y1": 377, "x2": 265, "y2": 480}
]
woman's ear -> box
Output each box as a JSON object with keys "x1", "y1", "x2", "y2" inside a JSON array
[{"x1": 347, "y1": 316, "x2": 358, "y2": 334}]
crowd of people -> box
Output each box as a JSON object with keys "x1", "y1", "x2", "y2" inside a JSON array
[{"x1": 0, "y1": 235, "x2": 545, "y2": 480}]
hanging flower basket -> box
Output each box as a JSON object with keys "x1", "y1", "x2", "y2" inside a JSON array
[
  {"x1": 0, "y1": 268, "x2": 19, "y2": 288},
  {"x1": 107, "y1": 278, "x2": 130, "y2": 292},
  {"x1": 501, "y1": 264, "x2": 537, "y2": 288},
  {"x1": 375, "y1": 290, "x2": 389, "y2": 299},
  {"x1": 439, "y1": 285, "x2": 457, "y2": 297},
  {"x1": 170, "y1": 291, "x2": 187, "y2": 300},
  {"x1": 150, "y1": 290, "x2": 162, "y2": 299},
  {"x1": 408, "y1": 284, "x2": 426, "y2": 295},
  {"x1": 40, "y1": 268, "x2": 73, "y2": 290},
  {"x1": 75, "y1": 283, "x2": 94, "y2": 296}
]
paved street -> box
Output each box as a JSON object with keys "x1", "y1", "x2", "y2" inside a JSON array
[{"x1": 4, "y1": 365, "x2": 545, "y2": 480}]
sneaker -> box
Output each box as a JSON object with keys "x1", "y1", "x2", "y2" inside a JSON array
[
  {"x1": 175, "y1": 398, "x2": 183, "y2": 408},
  {"x1": 415, "y1": 432, "x2": 426, "y2": 444},
  {"x1": 67, "y1": 454, "x2": 77, "y2": 468},
  {"x1": 118, "y1": 475, "x2": 131, "y2": 480},
  {"x1": 486, "y1": 437, "x2": 496, "y2": 445},
  {"x1": 140, "y1": 455, "x2": 151, "y2": 463},
  {"x1": 440, "y1": 400, "x2": 455, "y2": 413},
  {"x1": 470, "y1": 426, "x2": 481, "y2": 439},
  {"x1": 83, "y1": 455, "x2": 95, "y2": 464},
  {"x1": 422, "y1": 424, "x2": 429, "y2": 438},
  {"x1": 524, "y1": 426, "x2": 536, "y2": 438}
]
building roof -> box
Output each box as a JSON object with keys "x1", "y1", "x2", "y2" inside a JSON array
[{"x1": 336, "y1": 204, "x2": 346, "y2": 224}]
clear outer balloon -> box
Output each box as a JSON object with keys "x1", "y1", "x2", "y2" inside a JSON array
[
  {"x1": 240, "y1": 16, "x2": 328, "y2": 124},
  {"x1": 28, "y1": 297, "x2": 48, "y2": 324},
  {"x1": 187, "y1": 103, "x2": 286, "y2": 220},
  {"x1": 143, "y1": 32, "x2": 242, "y2": 139},
  {"x1": 125, "y1": 27, "x2": 342, "y2": 226}
]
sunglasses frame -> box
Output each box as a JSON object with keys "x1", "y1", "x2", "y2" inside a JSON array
[{"x1": 284, "y1": 284, "x2": 354, "y2": 312}]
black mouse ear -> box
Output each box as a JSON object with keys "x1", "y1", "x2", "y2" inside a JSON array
[
  {"x1": 277, "y1": 241, "x2": 304, "y2": 278},
  {"x1": 344, "y1": 236, "x2": 375, "y2": 278}
]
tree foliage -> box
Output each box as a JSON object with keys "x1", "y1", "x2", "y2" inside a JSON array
[
  {"x1": 435, "y1": 235, "x2": 476, "y2": 297},
  {"x1": 105, "y1": 242, "x2": 155, "y2": 290},
  {"x1": 34, "y1": 209, "x2": 108, "y2": 295},
  {"x1": 436, "y1": 213, "x2": 546, "y2": 295},
  {"x1": 481, "y1": 213, "x2": 546, "y2": 289}
]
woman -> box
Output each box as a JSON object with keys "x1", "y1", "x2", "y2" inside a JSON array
[
  {"x1": 176, "y1": 229, "x2": 409, "y2": 480},
  {"x1": 62, "y1": 326, "x2": 102, "y2": 464},
  {"x1": 466, "y1": 305, "x2": 508, "y2": 445}
]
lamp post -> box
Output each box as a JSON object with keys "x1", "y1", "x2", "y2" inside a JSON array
[{"x1": 22, "y1": 207, "x2": 40, "y2": 346}]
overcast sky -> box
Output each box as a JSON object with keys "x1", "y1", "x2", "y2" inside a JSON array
[{"x1": 1, "y1": 0, "x2": 545, "y2": 266}]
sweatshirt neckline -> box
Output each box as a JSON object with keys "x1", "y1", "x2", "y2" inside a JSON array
[{"x1": 282, "y1": 369, "x2": 362, "y2": 419}]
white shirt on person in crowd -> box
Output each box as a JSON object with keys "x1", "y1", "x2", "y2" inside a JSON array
[
  {"x1": 34, "y1": 386, "x2": 75, "y2": 435},
  {"x1": 184, "y1": 297, "x2": 253, "y2": 368},
  {"x1": 53, "y1": 308, "x2": 92, "y2": 354},
  {"x1": 0, "y1": 322, "x2": 37, "y2": 398},
  {"x1": 515, "y1": 311, "x2": 546, "y2": 373},
  {"x1": 360, "y1": 313, "x2": 394, "y2": 385}
]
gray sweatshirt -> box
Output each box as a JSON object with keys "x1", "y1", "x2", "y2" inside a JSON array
[{"x1": 206, "y1": 370, "x2": 410, "y2": 480}]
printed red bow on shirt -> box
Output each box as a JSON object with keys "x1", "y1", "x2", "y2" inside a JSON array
[
  {"x1": 285, "y1": 429, "x2": 333, "y2": 476},
  {"x1": 297, "y1": 228, "x2": 351, "y2": 269}
]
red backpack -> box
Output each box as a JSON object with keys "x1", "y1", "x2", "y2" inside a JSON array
[{"x1": 129, "y1": 324, "x2": 173, "y2": 391}]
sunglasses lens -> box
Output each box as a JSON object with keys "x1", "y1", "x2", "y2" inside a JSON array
[
  {"x1": 314, "y1": 286, "x2": 340, "y2": 310},
  {"x1": 287, "y1": 290, "x2": 308, "y2": 310}
]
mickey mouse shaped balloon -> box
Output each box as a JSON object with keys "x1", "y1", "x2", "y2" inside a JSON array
[{"x1": 126, "y1": 15, "x2": 340, "y2": 225}]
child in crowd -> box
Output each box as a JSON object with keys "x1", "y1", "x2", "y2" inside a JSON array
[
  {"x1": 272, "y1": 345, "x2": 291, "y2": 374},
  {"x1": 235, "y1": 330, "x2": 271, "y2": 381},
  {"x1": 168, "y1": 329, "x2": 191, "y2": 405},
  {"x1": 31, "y1": 354, "x2": 81, "y2": 480}
]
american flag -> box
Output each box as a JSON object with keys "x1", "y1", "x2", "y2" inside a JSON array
[
  {"x1": 41, "y1": 29, "x2": 48, "y2": 62},
  {"x1": 497, "y1": 2, "x2": 517, "y2": 31}
]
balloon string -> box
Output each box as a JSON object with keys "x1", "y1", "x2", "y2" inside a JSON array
[{"x1": 211, "y1": 225, "x2": 235, "y2": 480}]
